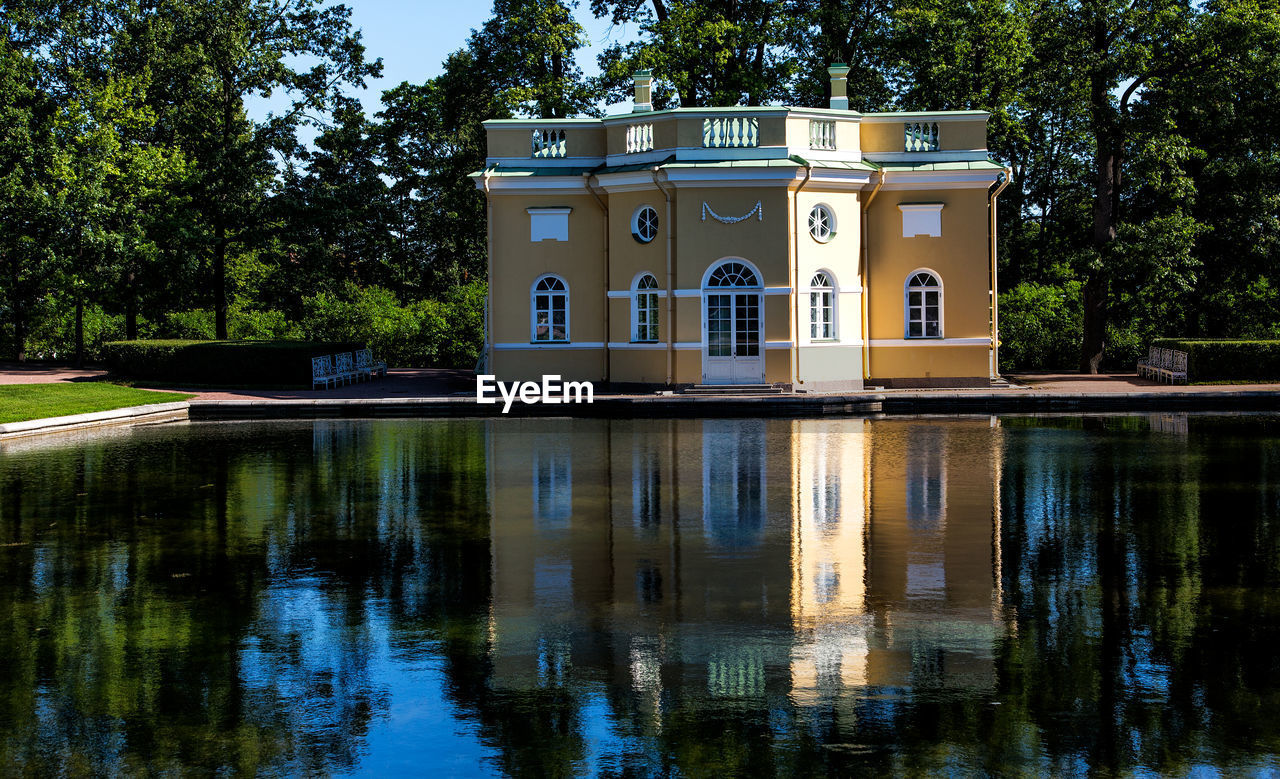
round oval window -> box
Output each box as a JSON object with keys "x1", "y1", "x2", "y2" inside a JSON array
[
  {"x1": 808, "y1": 204, "x2": 835, "y2": 243},
  {"x1": 632, "y1": 206, "x2": 659, "y2": 244}
]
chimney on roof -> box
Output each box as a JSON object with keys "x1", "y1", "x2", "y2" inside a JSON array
[
  {"x1": 828, "y1": 64, "x2": 851, "y2": 110},
  {"x1": 632, "y1": 70, "x2": 653, "y2": 113}
]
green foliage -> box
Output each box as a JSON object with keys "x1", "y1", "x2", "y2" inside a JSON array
[
  {"x1": 19, "y1": 299, "x2": 127, "y2": 361},
  {"x1": 1152, "y1": 339, "x2": 1280, "y2": 382},
  {"x1": 0, "y1": 383, "x2": 193, "y2": 425},
  {"x1": 998, "y1": 281, "x2": 1082, "y2": 371},
  {"x1": 158, "y1": 307, "x2": 297, "y2": 342},
  {"x1": 102, "y1": 339, "x2": 363, "y2": 386},
  {"x1": 300, "y1": 282, "x2": 485, "y2": 369}
]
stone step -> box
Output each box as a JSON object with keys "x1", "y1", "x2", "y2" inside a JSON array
[{"x1": 682, "y1": 384, "x2": 788, "y2": 395}]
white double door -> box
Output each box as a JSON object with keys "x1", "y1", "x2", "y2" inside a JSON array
[{"x1": 702, "y1": 291, "x2": 764, "y2": 384}]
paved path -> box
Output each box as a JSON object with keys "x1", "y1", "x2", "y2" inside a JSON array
[
  {"x1": 1009, "y1": 372, "x2": 1280, "y2": 394},
  {"x1": 0, "y1": 362, "x2": 108, "y2": 384},
  {"x1": 4, "y1": 362, "x2": 1280, "y2": 399}
]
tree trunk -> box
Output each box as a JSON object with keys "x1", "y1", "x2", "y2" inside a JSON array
[
  {"x1": 215, "y1": 223, "x2": 228, "y2": 340},
  {"x1": 1080, "y1": 48, "x2": 1121, "y2": 374},
  {"x1": 9, "y1": 258, "x2": 24, "y2": 362},
  {"x1": 125, "y1": 272, "x2": 138, "y2": 340},
  {"x1": 74, "y1": 299, "x2": 84, "y2": 368},
  {"x1": 549, "y1": 51, "x2": 564, "y2": 118}
]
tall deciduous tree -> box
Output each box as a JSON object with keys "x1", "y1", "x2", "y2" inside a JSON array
[
  {"x1": 143, "y1": 0, "x2": 381, "y2": 338},
  {"x1": 592, "y1": 0, "x2": 793, "y2": 107}
]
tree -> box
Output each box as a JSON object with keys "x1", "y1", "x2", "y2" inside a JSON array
[
  {"x1": 592, "y1": 0, "x2": 793, "y2": 107},
  {"x1": 140, "y1": 0, "x2": 381, "y2": 339},
  {"x1": 781, "y1": 0, "x2": 895, "y2": 110},
  {"x1": 0, "y1": 40, "x2": 62, "y2": 361},
  {"x1": 472, "y1": 0, "x2": 598, "y2": 118},
  {"x1": 378, "y1": 52, "x2": 502, "y2": 298}
]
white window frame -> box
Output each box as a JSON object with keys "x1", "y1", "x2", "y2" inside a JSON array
[
  {"x1": 808, "y1": 270, "x2": 837, "y2": 341},
  {"x1": 631, "y1": 205, "x2": 659, "y2": 244},
  {"x1": 904, "y1": 269, "x2": 943, "y2": 339},
  {"x1": 531, "y1": 274, "x2": 570, "y2": 343},
  {"x1": 631, "y1": 272, "x2": 660, "y2": 342},
  {"x1": 808, "y1": 204, "x2": 836, "y2": 243}
]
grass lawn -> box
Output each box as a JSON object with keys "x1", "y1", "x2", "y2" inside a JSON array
[{"x1": 0, "y1": 383, "x2": 194, "y2": 425}]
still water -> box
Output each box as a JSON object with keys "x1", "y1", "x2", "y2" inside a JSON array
[{"x1": 0, "y1": 415, "x2": 1278, "y2": 776}]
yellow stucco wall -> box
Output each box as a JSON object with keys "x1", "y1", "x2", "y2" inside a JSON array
[
  {"x1": 672, "y1": 188, "x2": 790, "y2": 289},
  {"x1": 863, "y1": 186, "x2": 992, "y2": 380},
  {"x1": 488, "y1": 193, "x2": 608, "y2": 346},
  {"x1": 674, "y1": 114, "x2": 788, "y2": 149},
  {"x1": 869, "y1": 345, "x2": 989, "y2": 381},
  {"x1": 605, "y1": 116, "x2": 678, "y2": 156},
  {"x1": 487, "y1": 125, "x2": 606, "y2": 159},
  {"x1": 940, "y1": 121, "x2": 988, "y2": 151},
  {"x1": 492, "y1": 348, "x2": 608, "y2": 383},
  {"x1": 860, "y1": 122, "x2": 905, "y2": 153},
  {"x1": 609, "y1": 349, "x2": 668, "y2": 384},
  {"x1": 859, "y1": 119, "x2": 988, "y2": 154}
]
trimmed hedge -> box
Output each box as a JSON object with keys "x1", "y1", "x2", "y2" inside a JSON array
[
  {"x1": 102, "y1": 340, "x2": 364, "y2": 386},
  {"x1": 1152, "y1": 339, "x2": 1280, "y2": 382}
]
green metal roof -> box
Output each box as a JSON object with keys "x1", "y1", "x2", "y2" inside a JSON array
[
  {"x1": 468, "y1": 165, "x2": 599, "y2": 178},
  {"x1": 861, "y1": 110, "x2": 990, "y2": 118},
  {"x1": 869, "y1": 159, "x2": 1005, "y2": 172},
  {"x1": 469, "y1": 157, "x2": 1002, "y2": 179}
]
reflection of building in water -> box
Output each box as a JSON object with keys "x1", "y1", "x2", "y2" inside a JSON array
[{"x1": 484, "y1": 418, "x2": 1003, "y2": 727}]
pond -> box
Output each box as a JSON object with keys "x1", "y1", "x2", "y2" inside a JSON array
[{"x1": 1, "y1": 415, "x2": 1278, "y2": 775}]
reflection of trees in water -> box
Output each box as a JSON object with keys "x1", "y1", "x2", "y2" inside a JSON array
[
  {"x1": 0, "y1": 421, "x2": 493, "y2": 775},
  {"x1": 998, "y1": 415, "x2": 1280, "y2": 774},
  {"x1": 3, "y1": 416, "x2": 1280, "y2": 775}
]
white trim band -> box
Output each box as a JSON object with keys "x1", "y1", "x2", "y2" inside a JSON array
[
  {"x1": 494, "y1": 342, "x2": 606, "y2": 350},
  {"x1": 869, "y1": 337, "x2": 991, "y2": 347}
]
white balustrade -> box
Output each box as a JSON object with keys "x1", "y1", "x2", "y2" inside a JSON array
[
  {"x1": 904, "y1": 122, "x2": 940, "y2": 152},
  {"x1": 809, "y1": 119, "x2": 836, "y2": 150},
  {"x1": 702, "y1": 117, "x2": 759, "y2": 148},
  {"x1": 626, "y1": 122, "x2": 654, "y2": 153},
  {"x1": 532, "y1": 128, "x2": 568, "y2": 158}
]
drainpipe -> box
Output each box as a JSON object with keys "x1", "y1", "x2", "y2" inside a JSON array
[
  {"x1": 860, "y1": 168, "x2": 886, "y2": 382},
  {"x1": 792, "y1": 157, "x2": 813, "y2": 389},
  {"x1": 652, "y1": 167, "x2": 676, "y2": 385},
  {"x1": 482, "y1": 166, "x2": 495, "y2": 374},
  {"x1": 585, "y1": 172, "x2": 610, "y2": 383},
  {"x1": 988, "y1": 167, "x2": 1013, "y2": 379}
]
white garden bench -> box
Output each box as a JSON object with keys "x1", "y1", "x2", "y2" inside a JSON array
[
  {"x1": 1138, "y1": 346, "x2": 1188, "y2": 384},
  {"x1": 312, "y1": 355, "x2": 341, "y2": 389},
  {"x1": 333, "y1": 352, "x2": 360, "y2": 385},
  {"x1": 355, "y1": 348, "x2": 386, "y2": 380}
]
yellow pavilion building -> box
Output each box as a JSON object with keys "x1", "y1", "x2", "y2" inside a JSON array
[{"x1": 473, "y1": 67, "x2": 1011, "y2": 390}]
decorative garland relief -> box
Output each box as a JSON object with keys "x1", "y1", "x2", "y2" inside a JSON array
[{"x1": 701, "y1": 201, "x2": 763, "y2": 224}]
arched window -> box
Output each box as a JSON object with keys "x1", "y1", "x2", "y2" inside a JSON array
[
  {"x1": 532, "y1": 275, "x2": 568, "y2": 342},
  {"x1": 905, "y1": 271, "x2": 942, "y2": 338},
  {"x1": 705, "y1": 261, "x2": 760, "y2": 288},
  {"x1": 809, "y1": 271, "x2": 836, "y2": 340},
  {"x1": 632, "y1": 273, "x2": 660, "y2": 342}
]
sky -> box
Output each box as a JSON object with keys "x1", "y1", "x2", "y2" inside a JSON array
[{"x1": 246, "y1": 0, "x2": 638, "y2": 125}]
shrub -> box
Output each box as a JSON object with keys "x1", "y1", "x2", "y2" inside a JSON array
[
  {"x1": 998, "y1": 281, "x2": 1082, "y2": 371},
  {"x1": 301, "y1": 281, "x2": 486, "y2": 368},
  {"x1": 1151, "y1": 339, "x2": 1280, "y2": 382},
  {"x1": 102, "y1": 340, "x2": 363, "y2": 386},
  {"x1": 158, "y1": 307, "x2": 299, "y2": 341},
  {"x1": 21, "y1": 299, "x2": 126, "y2": 361}
]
